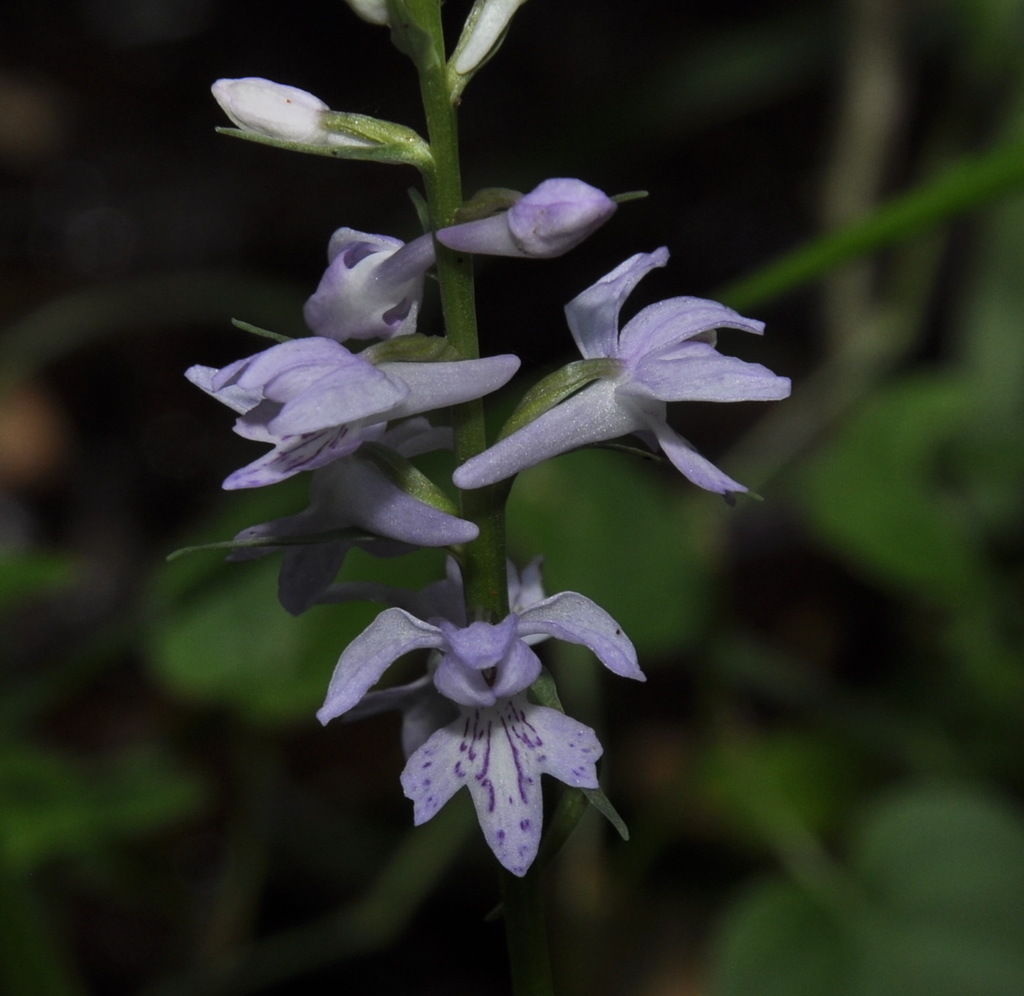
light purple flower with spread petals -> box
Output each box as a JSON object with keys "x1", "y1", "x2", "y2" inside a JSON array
[
  {"x1": 453, "y1": 248, "x2": 791, "y2": 497},
  {"x1": 303, "y1": 229, "x2": 435, "y2": 342},
  {"x1": 228, "y1": 420, "x2": 478, "y2": 615},
  {"x1": 437, "y1": 179, "x2": 616, "y2": 259},
  {"x1": 316, "y1": 587, "x2": 642, "y2": 875},
  {"x1": 186, "y1": 336, "x2": 519, "y2": 489}
]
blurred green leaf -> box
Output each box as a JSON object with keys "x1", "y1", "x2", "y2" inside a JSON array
[
  {"x1": 719, "y1": 137, "x2": 1024, "y2": 311},
  {"x1": 147, "y1": 546, "x2": 445, "y2": 724},
  {"x1": 797, "y1": 373, "x2": 989, "y2": 606},
  {"x1": 703, "y1": 730, "x2": 862, "y2": 847},
  {"x1": 713, "y1": 782, "x2": 1024, "y2": 996},
  {"x1": 0, "y1": 552, "x2": 73, "y2": 609},
  {"x1": 507, "y1": 449, "x2": 718, "y2": 657},
  {"x1": 0, "y1": 745, "x2": 203, "y2": 874},
  {"x1": 713, "y1": 876, "x2": 854, "y2": 996}
]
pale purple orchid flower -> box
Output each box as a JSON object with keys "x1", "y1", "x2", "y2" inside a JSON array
[
  {"x1": 186, "y1": 336, "x2": 519, "y2": 489},
  {"x1": 437, "y1": 179, "x2": 616, "y2": 259},
  {"x1": 316, "y1": 585, "x2": 642, "y2": 875},
  {"x1": 453, "y1": 248, "x2": 791, "y2": 497},
  {"x1": 227, "y1": 420, "x2": 478, "y2": 615},
  {"x1": 303, "y1": 229, "x2": 436, "y2": 342},
  {"x1": 338, "y1": 557, "x2": 546, "y2": 756}
]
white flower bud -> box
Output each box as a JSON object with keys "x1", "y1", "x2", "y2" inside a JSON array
[
  {"x1": 344, "y1": 0, "x2": 389, "y2": 24},
  {"x1": 453, "y1": 0, "x2": 529, "y2": 75},
  {"x1": 211, "y1": 78, "x2": 331, "y2": 144}
]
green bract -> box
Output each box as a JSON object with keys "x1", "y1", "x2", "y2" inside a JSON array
[
  {"x1": 216, "y1": 112, "x2": 431, "y2": 170},
  {"x1": 499, "y1": 358, "x2": 621, "y2": 440}
]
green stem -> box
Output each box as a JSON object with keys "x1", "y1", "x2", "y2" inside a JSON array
[
  {"x1": 404, "y1": 3, "x2": 552, "y2": 993},
  {"x1": 407, "y1": 0, "x2": 508, "y2": 617},
  {"x1": 500, "y1": 868, "x2": 555, "y2": 996}
]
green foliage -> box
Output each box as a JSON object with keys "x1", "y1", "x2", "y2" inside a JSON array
[
  {"x1": 714, "y1": 783, "x2": 1024, "y2": 996},
  {"x1": 507, "y1": 448, "x2": 718, "y2": 657},
  {"x1": 0, "y1": 552, "x2": 73, "y2": 609},
  {"x1": 0, "y1": 744, "x2": 203, "y2": 874},
  {"x1": 798, "y1": 373, "x2": 988, "y2": 607}
]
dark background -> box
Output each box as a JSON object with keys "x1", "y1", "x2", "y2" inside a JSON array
[{"x1": 3, "y1": 1, "x2": 1024, "y2": 994}]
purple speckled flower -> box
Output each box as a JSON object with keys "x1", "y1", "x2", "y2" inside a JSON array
[
  {"x1": 453, "y1": 248, "x2": 791, "y2": 497},
  {"x1": 227, "y1": 420, "x2": 478, "y2": 615},
  {"x1": 303, "y1": 229, "x2": 435, "y2": 342},
  {"x1": 437, "y1": 178, "x2": 616, "y2": 259},
  {"x1": 186, "y1": 336, "x2": 519, "y2": 489},
  {"x1": 316, "y1": 583, "x2": 642, "y2": 874},
  {"x1": 402, "y1": 694, "x2": 602, "y2": 876}
]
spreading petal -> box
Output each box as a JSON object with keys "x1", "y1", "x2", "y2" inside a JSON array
[
  {"x1": 616, "y1": 296, "x2": 765, "y2": 362},
  {"x1": 452, "y1": 378, "x2": 639, "y2": 489},
  {"x1": 629, "y1": 341, "x2": 792, "y2": 403},
  {"x1": 401, "y1": 696, "x2": 603, "y2": 876},
  {"x1": 517, "y1": 592, "x2": 644, "y2": 680},
  {"x1": 564, "y1": 248, "x2": 669, "y2": 359},
  {"x1": 383, "y1": 355, "x2": 521, "y2": 418},
  {"x1": 640, "y1": 411, "x2": 748, "y2": 495},
  {"x1": 317, "y1": 608, "x2": 444, "y2": 723}
]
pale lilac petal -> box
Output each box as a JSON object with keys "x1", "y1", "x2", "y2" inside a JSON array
[
  {"x1": 317, "y1": 608, "x2": 443, "y2": 724},
  {"x1": 343, "y1": 676, "x2": 458, "y2": 757},
  {"x1": 629, "y1": 341, "x2": 792, "y2": 402},
  {"x1": 304, "y1": 230, "x2": 433, "y2": 342},
  {"x1": 438, "y1": 179, "x2": 616, "y2": 259},
  {"x1": 642, "y1": 413, "x2": 748, "y2": 495},
  {"x1": 225, "y1": 338, "x2": 346, "y2": 393},
  {"x1": 617, "y1": 296, "x2": 765, "y2": 361},
  {"x1": 564, "y1": 248, "x2": 670, "y2": 359},
  {"x1": 436, "y1": 213, "x2": 522, "y2": 256},
  {"x1": 452, "y1": 379, "x2": 640, "y2": 489},
  {"x1": 266, "y1": 361, "x2": 408, "y2": 434},
  {"x1": 386, "y1": 417, "x2": 453, "y2": 458},
  {"x1": 490, "y1": 639, "x2": 542, "y2": 698},
  {"x1": 433, "y1": 657, "x2": 497, "y2": 707},
  {"x1": 401, "y1": 697, "x2": 603, "y2": 876},
  {"x1": 223, "y1": 425, "x2": 359, "y2": 488},
  {"x1": 185, "y1": 364, "x2": 260, "y2": 414},
  {"x1": 506, "y1": 179, "x2": 616, "y2": 258},
  {"x1": 339, "y1": 462, "x2": 479, "y2": 547},
  {"x1": 383, "y1": 354, "x2": 521, "y2": 418},
  {"x1": 517, "y1": 592, "x2": 644, "y2": 680},
  {"x1": 431, "y1": 620, "x2": 541, "y2": 706}
]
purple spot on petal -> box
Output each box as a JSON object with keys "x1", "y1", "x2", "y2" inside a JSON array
[{"x1": 520, "y1": 819, "x2": 531, "y2": 831}]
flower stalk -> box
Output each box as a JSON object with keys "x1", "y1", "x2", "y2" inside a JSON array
[{"x1": 405, "y1": 0, "x2": 552, "y2": 990}]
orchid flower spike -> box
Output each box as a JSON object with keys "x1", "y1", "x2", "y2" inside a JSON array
[
  {"x1": 211, "y1": 78, "x2": 348, "y2": 146},
  {"x1": 186, "y1": 336, "x2": 519, "y2": 489},
  {"x1": 227, "y1": 420, "x2": 478, "y2": 615},
  {"x1": 453, "y1": 248, "x2": 792, "y2": 498},
  {"x1": 317, "y1": 586, "x2": 643, "y2": 875},
  {"x1": 304, "y1": 229, "x2": 435, "y2": 342},
  {"x1": 437, "y1": 178, "x2": 616, "y2": 259}
]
